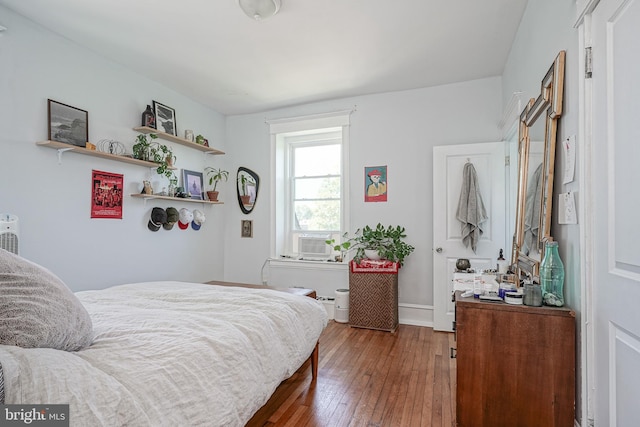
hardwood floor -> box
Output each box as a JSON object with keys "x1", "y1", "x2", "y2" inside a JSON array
[{"x1": 247, "y1": 321, "x2": 457, "y2": 427}]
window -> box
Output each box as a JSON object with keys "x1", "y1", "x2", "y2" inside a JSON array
[{"x1": 269, "y1": 111, "x2": 351, "y2": 259}]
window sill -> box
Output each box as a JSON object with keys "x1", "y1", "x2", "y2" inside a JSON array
[{"x1": 268, "y1": 258, "x2": 349, "y2": 271}]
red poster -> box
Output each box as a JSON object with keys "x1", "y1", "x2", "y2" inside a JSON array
[{"x1": 91, "y1": 170, "x2": 123, "y2": 219}]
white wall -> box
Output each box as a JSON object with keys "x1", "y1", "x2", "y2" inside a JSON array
[
  {"x1": 0, "y1": 6, "x2": 229, "y2": 290},
  {"x1": 501, "y1": 0, "x2": 582, "y2": 422},
  {"x1": 223, "y1": 78, "x2": 504, "y2": 312}
]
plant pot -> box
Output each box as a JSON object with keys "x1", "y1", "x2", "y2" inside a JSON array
[
  {"x1": 207, "y1": 191, "x2": 219, "y2": 202},
  {"x1": 240, "y1": 195, "x2": 251, "y2": 205},
  {"x1": 364, "y1": 249, "x2": 382, "y2": 260}
]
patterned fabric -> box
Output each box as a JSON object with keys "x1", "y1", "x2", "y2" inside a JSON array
[
  {"x1": 0, "y1": 249, "x2": 93, "y2": 351},
  {"x1": 0, "y1": 362, "x2": 4, "y2": 404}
]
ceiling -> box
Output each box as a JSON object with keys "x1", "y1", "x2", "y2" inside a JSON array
[{"x1": 0, "y1": 0, "x2": 528, "y2": 115}]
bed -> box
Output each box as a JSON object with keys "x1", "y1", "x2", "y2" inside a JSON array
[{"x1": 0, "y1": 249, "x2": 328, "y2": 426}]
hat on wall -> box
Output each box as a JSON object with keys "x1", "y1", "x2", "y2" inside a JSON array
[
  {"x1": 178, "y1": 208, "x2": 193, "y2": 230},
  {"x1": 191, "y1": 209, "x2": 206, "y2": 231},
  {"x1": 148, "y1": 207, "x2": 167, "y2": 232},
  {"x1": 163, "y1": 207, "x2": 179, "y2": 230}
]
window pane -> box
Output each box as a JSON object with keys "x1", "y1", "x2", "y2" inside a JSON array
[
  {"x1": 294, "y1": 200, "x2": 340, "y2": 231},
  {"x1": 295, "y1": 176, "x2": 340, "y2": 199},
  {"x1": 294, "y1": 144, "x2": 340, "y2": 176}
]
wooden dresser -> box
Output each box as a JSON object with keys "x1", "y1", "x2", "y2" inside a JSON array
[{"x1": 455, "y1": 293, "x2": 575, "y2": 427}]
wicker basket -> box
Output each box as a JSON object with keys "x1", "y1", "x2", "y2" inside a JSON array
[{"x1": 348, "y1": 270, "x2": 398, "y2": 332}]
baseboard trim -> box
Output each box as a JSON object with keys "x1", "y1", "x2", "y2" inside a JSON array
[{"x1": 399, "y1": 303, "x2": 433, "y2": 328}]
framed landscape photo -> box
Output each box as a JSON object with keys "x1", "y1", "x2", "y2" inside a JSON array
[
  {"x1": 153, "y1": 101, "x2": 177, "y2": 136},
  {"x1": 182, "y1": 169, "x2": 204, "y2": 200},
  {"x1": 48, "y1": 99, "x2": 88, "y2": 147}
]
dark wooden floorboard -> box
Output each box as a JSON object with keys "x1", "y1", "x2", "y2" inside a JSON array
[{"x1": 246, "y1": 321, "x2": 456, "y2": 427}]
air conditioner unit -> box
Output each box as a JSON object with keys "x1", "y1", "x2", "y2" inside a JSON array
[
  {"x1": 298, "y1": 235, "x2": 330, "y2": 259},
  {"x1": 0, "y1": 213, "x2": 19, "y2": 255}
]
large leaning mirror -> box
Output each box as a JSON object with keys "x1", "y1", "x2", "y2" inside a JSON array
[
  {"x1": 512, "y1": 50, "x2": 565, "y2": 277},
  {"x1": 237, "y1": 167, "x2": 260, "y2": 214}
]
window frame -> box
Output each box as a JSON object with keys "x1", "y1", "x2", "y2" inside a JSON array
[{"x1": 269, "y1": 111, "x2": 351, "y2": 260}]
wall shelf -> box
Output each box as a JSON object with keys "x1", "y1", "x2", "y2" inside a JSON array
[
  {"x1": 37, "y1": 140, "x2": 164, "y2": 167},
  {"x1": 130, "y1": 193, "x2": 222, "y2": 205},
  {"x1": 133, "y1": 127, "x2": 225, "y2": 155}
]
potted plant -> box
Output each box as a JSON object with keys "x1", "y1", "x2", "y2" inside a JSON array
[
  {"x1": 238, "y1": 173, "x2": 255, "y2": 205},
  {"x1": 326, "y1": 223, "x2": 415, "y2": 266},
  {"x1": 204, "y1": 167, "x2": 229, "y2": 202},
  {"x1": 133, "y1": 133, "x2": 178, "y2": 192},
  {"x1": 132, "y1": 133, "x2": 158, "y2": 161}
]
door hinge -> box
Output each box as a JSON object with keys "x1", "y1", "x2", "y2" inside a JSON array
[
  {"x1": 585, "y1": 47, "x2": 593, "y2": 79},
  {"x1": 505, "y1": 155, "x2": 510, "y2": 166}
]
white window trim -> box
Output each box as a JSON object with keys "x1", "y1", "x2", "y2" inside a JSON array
[{"x1": 268, "y1": 110, "x2": 352, "y2": 261}]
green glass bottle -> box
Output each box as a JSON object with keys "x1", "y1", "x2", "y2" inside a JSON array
[{"x1": 540, "y1": 241, "x2": 565, "y2": 306}]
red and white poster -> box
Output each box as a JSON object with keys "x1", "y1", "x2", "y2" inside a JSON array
[{"x1": 91, "y1": 170, "x2": 123, "y2": 219}]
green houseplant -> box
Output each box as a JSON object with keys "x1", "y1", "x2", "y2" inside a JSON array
[
  {"x1": 237, "y1": 173, "x2": 256, "y2": 205},
  {"x1": 326, "y1": 223, "x2": 415, "y2": 266},
  {"x1": 204, "y1": 167, "x2": 229, "y2": 201},
  {"x1": 133, "y1": 133, "x2": 177, "y2": 189}
]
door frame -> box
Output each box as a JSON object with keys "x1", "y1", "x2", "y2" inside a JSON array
[{"x1": 575, "y1": 1, "x2": 600, "y2": 424}]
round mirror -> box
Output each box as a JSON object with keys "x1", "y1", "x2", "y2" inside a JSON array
[{"x1": 237, "y1": 167, "x2": 259, "y2": 214}]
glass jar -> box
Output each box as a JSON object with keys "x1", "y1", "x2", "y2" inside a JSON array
[
  {"x1": 523, "y1": 281, "x2": 542, "y2": 306},
  {"x1": 540, "y1": 241, "x2": 565, "y2": 306}
]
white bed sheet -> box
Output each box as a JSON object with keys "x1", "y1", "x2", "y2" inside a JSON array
[{"x1": 0, "y1": 281, "x2": 328, "y2": 426}]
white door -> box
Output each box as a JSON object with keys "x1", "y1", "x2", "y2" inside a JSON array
[
  {"x1": 433, "y1": 142, "x2": 507, "y2": 331},
  {"x1": 591, "y1": 0, "x2": 640, "y2": 424}
]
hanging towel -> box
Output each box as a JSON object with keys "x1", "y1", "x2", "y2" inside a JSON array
[
  {"x1": 523, "y1": 162, "x2": 543, "y2": 255},
  {"x1": 456, "y1": 162, "x2": 488, "y2": 253}
]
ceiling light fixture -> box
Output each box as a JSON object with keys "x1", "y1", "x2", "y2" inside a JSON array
[{"x1": 238, "y1": 0, "x2": 281, "y2": 21}]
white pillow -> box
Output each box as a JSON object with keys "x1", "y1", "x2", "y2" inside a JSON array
[{"x1": 0, "y1": 249, "x2": 93, "y2": 351}]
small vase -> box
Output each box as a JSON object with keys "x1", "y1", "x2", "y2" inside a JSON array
[{"x1": 456, "y1": 258, "x2": 471, "y2": 271}]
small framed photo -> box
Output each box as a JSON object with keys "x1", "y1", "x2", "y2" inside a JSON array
[
  {"x1": 182, "y1": 169, "x2": 204, "y2": 200},
  {"x1": 241, "y1": 220, "x2": 253, "y2": 238},
  {"x1": 48, "y1": 99, "x2": 88, "y2": 147},
  {"x1": 153, "y1": 100, "x2": 177, "y2": 136}
]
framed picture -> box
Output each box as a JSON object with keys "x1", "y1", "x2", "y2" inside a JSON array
[
  {"x1": 364, "y1": 165, "x2": 388, "y2": 203},
  {"x1": 182, "y1": 169, "x2": 204, "y2": 200},
  {"x1": 91, "y1": 170, "x2": 123, "y2": 219},
  {"x1": 241, "y1": 220, "x2": 253, "y2": 238},
  {"x1": 48, "y1": 99, "x2": 88, "y2": 147},
  {"x1": 153, "y1": 100, "x2": 177, "y2": 136}
]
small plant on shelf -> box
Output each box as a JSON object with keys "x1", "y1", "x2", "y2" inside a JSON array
[
  {"x1": 132, "y1": 133, "x2": 157, "y2": 161},
  {"x1": 326, "y1": 223, "x2": 415, "y2": 266},
  {"x1": 133, "y1": 133, "x2": 177, "y2": 189},
  {"x1": 204, "y1": 167, "x2": 229, "y2": 201}
]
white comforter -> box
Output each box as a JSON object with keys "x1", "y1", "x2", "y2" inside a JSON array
[{"x1": 0, "y1": 281, "x2": 328, "y2": 426}]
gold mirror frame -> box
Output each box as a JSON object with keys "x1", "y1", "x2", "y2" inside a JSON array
[{"x1": 512, "y1": 51, "x2": 565, "y2": 277}]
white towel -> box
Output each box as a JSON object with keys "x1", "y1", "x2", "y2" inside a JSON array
[
  {"x1": 455, "y1": 162, "x2": 488, "y2": 253},
  {"x1": 523, "y1": 162, "x2": 543, "y2": 255}
]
